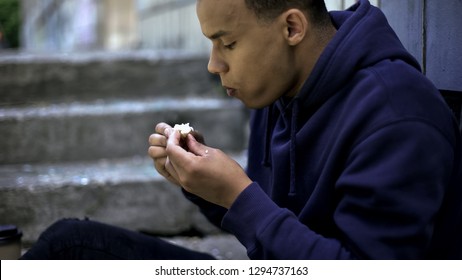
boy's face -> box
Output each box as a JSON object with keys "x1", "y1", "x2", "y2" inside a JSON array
[{"x1": 197, "y1": 0, "x2": 303, "y2": 108}]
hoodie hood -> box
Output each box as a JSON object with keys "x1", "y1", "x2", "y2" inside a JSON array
[
  {"x1": 260, "y1": 0, "x2": 421, "y2": 199},
  {"x1": 299, "y1": 0, "x2": 420, "y2": 111}
]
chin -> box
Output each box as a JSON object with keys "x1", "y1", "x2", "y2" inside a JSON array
[{"x1": 241, "y1": 98, "x2": 272, "y2": 109}]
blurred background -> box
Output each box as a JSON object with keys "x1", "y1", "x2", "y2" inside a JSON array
[{"x1": 0, "y1": 0, "x2": 379, "y2": 53}]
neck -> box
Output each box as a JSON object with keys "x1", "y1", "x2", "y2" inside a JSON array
[{"x1": 289, "y1": 23, "x2": 337, "y2": 97}]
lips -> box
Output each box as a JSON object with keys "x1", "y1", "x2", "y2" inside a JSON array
[{"x1": 224, "y1": 87, "x2": 237, "y2": 97}]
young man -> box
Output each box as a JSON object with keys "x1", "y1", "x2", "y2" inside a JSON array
[
  {"x1": 150, "y1": 0, "x2": 462, "y2": 259},
  {"x1": 23, "y1": 0, "x2": 462, "y2": 259}
]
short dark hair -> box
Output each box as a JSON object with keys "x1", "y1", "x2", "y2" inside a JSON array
[{"x1": 244, "y1": 0, "x2": 330, "y2": 26}]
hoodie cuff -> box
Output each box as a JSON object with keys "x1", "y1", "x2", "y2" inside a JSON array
[{"x1": 221, "y1": 182, "x2": 282, "y2": 252}]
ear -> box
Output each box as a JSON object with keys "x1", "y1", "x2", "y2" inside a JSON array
[{"x1": 282, "y1": 9, "x2": 309, "y2": 46}]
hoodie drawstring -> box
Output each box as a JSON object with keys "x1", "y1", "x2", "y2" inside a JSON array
[
  {"x1": 261, "y1": 98, "x2": 300, "y2": 196},
  {"x1": 261, "y1": 104, "x2": 273, "y2": 167},
  {"x1": 289, "y1": 99, "x2": 299, "y2": 196}
]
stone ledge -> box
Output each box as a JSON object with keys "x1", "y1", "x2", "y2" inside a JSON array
[
  {"x1": 164, "y1": 235, "x2": 248, "y2": 260},
  {"x1": 0, "y1": 50, "x2": 221, "y2": 106},
  {"x1": 0, "y1": 97, "x2": 249, "y2": 164},
  {"x1": 0, "y1": 153, "x2": 247, "y2": 244}
]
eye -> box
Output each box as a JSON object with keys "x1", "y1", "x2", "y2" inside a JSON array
[{"x1": 224, "y1": 42, "x2": 236, "y2": 50}]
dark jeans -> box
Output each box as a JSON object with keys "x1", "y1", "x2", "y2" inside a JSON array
[{"x1": 20, "y1": 218, "x2": 215, "y2": 260}]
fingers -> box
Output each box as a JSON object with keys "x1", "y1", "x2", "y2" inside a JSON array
[
  {"x1": 164, "y1": 156, "x2": 180, "y2": 182},
  {"x1": 149, "y1": 122, "x2": 180, "y2": 186},
  {"x1": 148, "y1": 133, "x2": 168, "y2": 163},
  {"x1": 165, "y1": 129, "x2": 182, "y2": 157},
  {"x1": 186, "y1": 134, "x2": 211, "y2": 157},
  {"x1": 148, "y1": 146, "x2": 166, "y2": 161},
  {"x1": 165, "y1": 129, "x2": 192, "y2": 174},
  {"x1": 148, "y1": 133, "x2": 167, "y2": 147},
  {"x1": 164, "y1": 130, "x2": 185, "y2": 185},
  {"x1": 148, "y1": 123, "x2": 171, "y2": 157},
  {"x1": 155, "y1": 122, "x2": 173, "y2": 137},
  {"x1": 149, "y1": 145, "x2": 169, "y2": 178},
  {"x1": 153, "y1": 155, "x2": 169, "y2": 179}
]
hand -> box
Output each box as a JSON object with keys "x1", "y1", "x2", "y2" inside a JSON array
[
  {"x1": 164, "y1": 130, "x2": 252, "y2": 209},
  {"x1": 148, "y1": 122, "x2": 206, "y2": 186}
]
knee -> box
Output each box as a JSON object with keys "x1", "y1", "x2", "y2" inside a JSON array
[{"x1": 39, "y1": 218, "x2": 87, "y2": 242}]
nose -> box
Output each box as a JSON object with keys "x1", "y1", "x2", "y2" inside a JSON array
[{"x1": 207, "y1": 47, "x2": 228, "y2": 75}]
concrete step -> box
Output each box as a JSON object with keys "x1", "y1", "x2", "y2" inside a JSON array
[
  {"x1": 0, "y1": 152, "x2": 248, "y2": 245},
  {"x1": 164, "y1": 235, "x2": 248, "y2": 260},
  {"x1": 0, "y1": 51, "x2": 222, "y2": 106},
  {"x1": 0, "y1": 97, "x2": 249, "y2": 164}
]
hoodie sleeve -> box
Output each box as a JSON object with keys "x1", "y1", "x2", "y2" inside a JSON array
[
  {"x1": 221, "y1": 120, "x2": 456, "y2": 259},
  {"x1": 222, "y1": 182, "x2": 355, "y2": 259}
]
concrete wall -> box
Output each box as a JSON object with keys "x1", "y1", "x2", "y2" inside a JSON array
[{"x1": 381, "y1": 0, "x2": 462, "y2": 91}]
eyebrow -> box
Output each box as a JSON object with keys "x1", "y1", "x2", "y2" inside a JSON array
[{"x1": 206, "y1": 30, "x2": 231, "y2": 40}]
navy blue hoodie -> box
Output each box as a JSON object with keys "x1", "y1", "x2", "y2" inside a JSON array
[{"x1": 187, "y1": 0, "x2": 462, "y2": 259}]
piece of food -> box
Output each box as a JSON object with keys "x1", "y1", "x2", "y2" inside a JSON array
[{"x1": 173, "y1": 123, "x2": 194, "y2": 138}]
